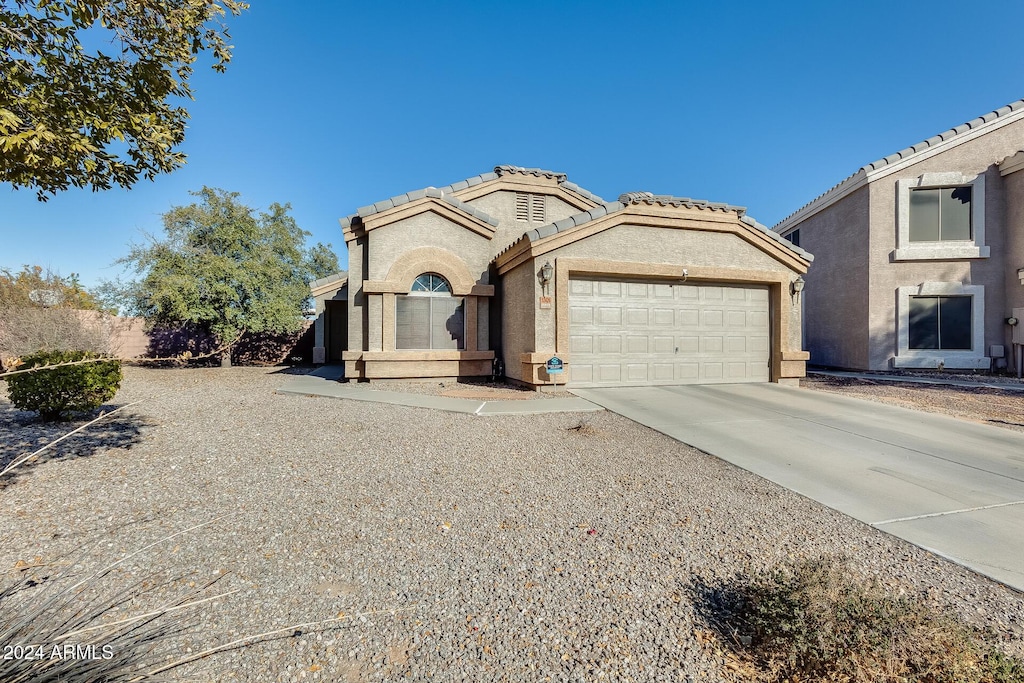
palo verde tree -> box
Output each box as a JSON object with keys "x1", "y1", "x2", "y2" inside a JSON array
[
  {"x1": 0, "y1": 0, "x2": 248, "y2": 199},
  {"x1": 113, "y1": 187, "x2": 339, "y2": 367}
]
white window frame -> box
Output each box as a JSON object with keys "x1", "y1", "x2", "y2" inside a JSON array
[
  {"x1": 894, "y1": 282, "x2": 988, "y2": 369},
  {"x1": 894, "y1": 172, "x2": 988, "y2": 260}
]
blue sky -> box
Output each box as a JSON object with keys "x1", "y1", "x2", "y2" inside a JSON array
[{"x1": 3, "y1": 0, "x2": 1024, "y2": 289}]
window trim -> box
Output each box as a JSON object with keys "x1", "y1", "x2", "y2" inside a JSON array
[
  {"x1": 894, "y1": 172, "x2": 988, "y2": 260},
  {"x1": 895, "y1": 282, "x2": 988, "y2": 369}
]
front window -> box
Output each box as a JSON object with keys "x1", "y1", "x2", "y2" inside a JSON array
[
  {"x1": 909, "y1": 295, "x2": 972, "y2": 350},
  {"x1": 909, "y1": 187, "x2": 971, "y2": 242},
  {"x1": 396, "y1": 274, "x2": 464, "y2": 350}
]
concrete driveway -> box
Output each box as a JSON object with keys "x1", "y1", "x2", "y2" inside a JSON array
[{"x1": 572, "y1": 383, "x2": 1024, "y2": 591}]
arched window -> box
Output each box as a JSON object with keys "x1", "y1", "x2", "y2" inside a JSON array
[{"x1": 396, "y1": 273, "x2": 465, "y2": 350}]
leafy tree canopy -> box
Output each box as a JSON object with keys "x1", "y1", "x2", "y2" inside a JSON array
[
  {"x1": 0, "y1": 264, "x2": 102, "y2": 310},
  {"x1": 111, "y1": 187, "x2": 339, "y2": 365},
  {"x1": 0, "y1": 0, "x2": 248, "y2": 199}
]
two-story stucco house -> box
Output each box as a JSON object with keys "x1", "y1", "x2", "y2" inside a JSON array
[
  {"x1": 774, "y1": 100, "x2": 1024, "y2": 374},
  {"x1": 312, "y1": 165, "x2": 813, "y2": 389}
]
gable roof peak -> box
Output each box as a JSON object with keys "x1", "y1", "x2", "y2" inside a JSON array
[
  {"x1": 774, "y1": 97, "x2": 1024, "y2": 232},
  {"x1": 494, "y1": 165, "x2": 568, "y2": 182}
]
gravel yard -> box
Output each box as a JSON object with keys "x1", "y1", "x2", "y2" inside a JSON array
[
  {"x1": 2, "y1": 367, "x2": 1023, "y2": 682},
  {"x1": 802, "y1": 373, "x2": 1024, "y2": 433}
]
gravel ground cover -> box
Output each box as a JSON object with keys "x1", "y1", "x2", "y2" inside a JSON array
[
  {"x1": 2, "y1": 367, "x2": 1023, "y2": 682},
  {"x1": 802, "y1": 374, "x2": 1024, "y2": 433}
]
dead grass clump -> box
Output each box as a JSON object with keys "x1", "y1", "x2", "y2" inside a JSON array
[{"x1": 696, "y1": 556, "x2": 1024, "y2": 682}]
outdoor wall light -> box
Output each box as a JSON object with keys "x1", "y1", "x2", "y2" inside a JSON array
[
  {"x1": 791, "y1": 275, "x2": 805, "y2": 303},
  {"x1": 538, "y1": 261, "x2": 554, "y2": 294}
]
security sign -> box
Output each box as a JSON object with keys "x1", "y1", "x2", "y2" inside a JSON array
[{"x1": 545, "y1": 356, "x2": 564, "y2": 374}]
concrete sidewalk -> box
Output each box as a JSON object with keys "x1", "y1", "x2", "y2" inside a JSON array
[
  {"x1": 574, "y1": 383, "x2": 1024, "y2": 591},
  {"x1": 277, "y1": 368, "x2": 602, "y2": 416}
]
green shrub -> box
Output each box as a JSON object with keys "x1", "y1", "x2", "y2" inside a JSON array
[
  {"x1": 5, "y1": 350, "x2": 121, "y2": 420},
  {"x1": 710, "y1": 556, "x2": 1024, "y2": 683}
]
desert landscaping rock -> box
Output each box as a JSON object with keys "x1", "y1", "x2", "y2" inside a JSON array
[{"x1": 2, "y1": 367, "x2": 1023, "y2": 681}]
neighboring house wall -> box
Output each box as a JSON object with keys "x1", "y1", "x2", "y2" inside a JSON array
[
  {"x1": 865, "y1": 118, "x2": 1022, "y2": 370},
  {"x1": 776, "y1": 100, "x2": 1024, "y2": 372},
  {"x1": 788, "y1": 186, "x2": 870, "y2": 369},
  {"x1": 1000, "y1": 154, "x2": 1024, "y2": 355}
]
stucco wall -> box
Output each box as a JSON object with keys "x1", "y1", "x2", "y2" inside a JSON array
[
  {"x1": 787, "y1": 186, "x2": 871, "y2": 369},
  {"x1": 1005, "y1": 168, "x2": 1024, "y2": 316},
  {"x1": 865, "y1": 118, "x2": 1024, "y2": 370},
  {"x1": 500, "y1": 261, "x2": 537, "y2": 382},
  {"x1": 1004, "y1": 166, "x2": 1024, "y2": 373},
  {"x1": 467, "y1": 190, "x2": 581, "y2": 255},
  {"x1": 367, "y1": 212, "x2": 494, "y2": 284}
]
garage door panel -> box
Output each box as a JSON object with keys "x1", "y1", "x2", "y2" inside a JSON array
[
  {"x1": 570, "y1": 335, "x2": 593, "y2": 354},
  {"x1": 626, "y1": 336, "x2": 648, "y2": 354},
  {"x1": 704, "y1": 309, "x2": 724, "y2": 326},
  {"x1": 571, "y1": 279, "x2": 593, "y2": 296},
  {"x1": 653, "y1": 308, "x2": 674, "y2": 326},
  {"x1": 676, "y1": 309, "x2": 699, "y2": 327},
  {"x1": 597, "y1": 335, "x2": 621, "y2": 354},
  {"x1": 597, "y1": 307, "x2": 622, "y2": 325},
  {"x1": 626, "y1": 308, "x2": 649, "y2": 326},
  {"x1": 626, "y1": 283, "x2": 647, "y2": 297},
  {"x1": 626, "y1": 363, "x2": 648, "y2": 381},
  {"x1": 702, "y1": 336, "x2": 723, "y2": 353},
  {"x1": 725, "y1": 336, "x2": 746, "y2": 352},
  {"x1": 570, "y1": 306, "x2": 593, "y2": 325},
  {"x1": 726, "y1": 310, "x2": 747, "y2": 326},
  {"x1": 652, "y1": 336, "x2": 675, "y2": 353},
  {"x1": 676, "y1": 363, "x2": 699, "y2": 379},
  {"x1": 569, "y1": 278, "x2": 770, "y2": 388}
]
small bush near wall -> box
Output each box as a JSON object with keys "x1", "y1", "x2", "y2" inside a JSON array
[
  {"x1": 697, "y1": 556, "x2": 1024, "y2": 682},
  {"x1": 5, "y1": 350, "x2": 122, "y2": 421}
]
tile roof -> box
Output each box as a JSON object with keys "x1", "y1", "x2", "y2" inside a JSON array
[
  {"x1": 341, "y1": 187, "x2": 499, "y2": 229},
  {"x1": 774, "y1": 98, "x2": 1024, "y2": 231},
  {"x1": 339, "y1": 165, "x2": 605, "y2": 230},
  {"x1": 310, "y1": 271, "x2": 348, "y2": 290},
  {"x1": 494, "y1": 165, "x2": 606, "y2": 203},
  {"x1": 516, "y1": 191, "x2": 811, "y2": 260}
]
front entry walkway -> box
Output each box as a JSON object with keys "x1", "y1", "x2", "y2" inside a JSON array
[
  {"x1": 277, "y1": 367, "x2": 601, "y2": 416},
  {"x1": 572, "y1": 383, "x2": 1024, "y2": 591}
]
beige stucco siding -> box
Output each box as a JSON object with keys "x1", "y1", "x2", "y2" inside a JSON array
[
  {"x1": 865, "y1": 119, "x2": 1023, "y2": 369},
  {"x1": 500, "y1": 261, "x2": 538, "y2": 382},
  {"x1": 1005, "y1": 168, "x2": 1024, "y2": 319},
  {"x1": 367, "y1": 212, "x2": 494, "y2": 284},
  {"x1": 791, "y1": 186, "x2": 871, "y2": 369},
  {"x1": 467, "y1": 190, "x2": 581, "y2": 255}
]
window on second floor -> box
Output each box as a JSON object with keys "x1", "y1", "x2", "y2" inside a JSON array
[{"x1": 909, "y1": 187, "x2": 972, "y2": 242}]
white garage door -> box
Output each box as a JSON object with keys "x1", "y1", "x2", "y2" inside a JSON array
[{"x1": 568, "y1": 278, "x2": 770, "y2": 387}]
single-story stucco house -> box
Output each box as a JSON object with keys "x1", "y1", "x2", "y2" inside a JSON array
[
  {"x1": 312, "y1": 165, "x2": 813, "y2": 389},
  {"x1": 773, "y1": 99, "x2": 1024, "y2": 374}
]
